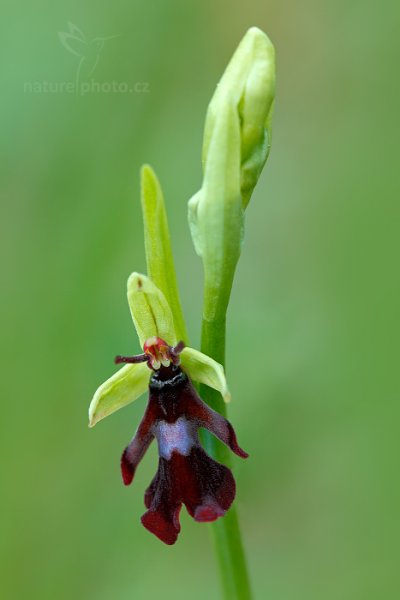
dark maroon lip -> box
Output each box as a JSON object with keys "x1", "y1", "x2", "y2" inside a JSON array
[{"x1": 120, "y1": 364, "x2": 248, "y2": 544}]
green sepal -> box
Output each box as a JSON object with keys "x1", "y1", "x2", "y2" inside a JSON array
[
  {"x1": 89, "y1": 362, "x2": 150, "y2": 427},
  {"x1": 181, "y1": 346, "x2": 231, "y2": 403},
  {"x1": 127, "y1": 272, "x2": 177, "y2": 348}
]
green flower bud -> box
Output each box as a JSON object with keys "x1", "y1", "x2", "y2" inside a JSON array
[
  {"x1": 188, "y1": 27, "x2": 275, "y2": 320},
  {"x1": 202, "y1": 27, "x2": 275, "y2": 208}
]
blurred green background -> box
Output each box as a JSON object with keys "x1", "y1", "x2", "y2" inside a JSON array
[{"x1": 1, "y1": 1, "x2": 399, "y2": 598}]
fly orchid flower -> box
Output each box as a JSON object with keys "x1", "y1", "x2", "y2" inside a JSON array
[
  {"x1": 89, "y1": 272, "x2": 247, "y2": 544},
  {"x1": 89, "y1": 25, "x2": 275, "y2": 593}
]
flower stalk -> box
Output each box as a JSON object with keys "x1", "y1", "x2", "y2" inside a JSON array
[
  {"x1": 200, "y1": 316, "x2": 252, "y2": 600},
  {"x1": 189, "y1": 26, "x2": 276, "y2": 599}
]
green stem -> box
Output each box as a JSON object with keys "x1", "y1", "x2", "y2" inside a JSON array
[{"x1": 200, "y1": 316, "x2": 252, "y2": 600}]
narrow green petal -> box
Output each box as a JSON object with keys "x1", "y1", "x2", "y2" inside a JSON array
[
  {"x1": 141, "y1": 165, "x2": 188, "y2": 343},
  {"x1": 89, "y1": 362, "x2": 150, "y2": 427},
  {"x1": 180, "y1": 346, "x2": 231, "y2": 403},
  {"x1": 127, "y1": 272, "x2": 177, "y2": 347}
]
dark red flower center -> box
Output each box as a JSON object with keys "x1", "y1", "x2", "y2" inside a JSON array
[{"x1": 115, "y1": 338, "x2": 185, "y2": 370}]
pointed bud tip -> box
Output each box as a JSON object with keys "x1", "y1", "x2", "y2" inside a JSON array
[
  {"x1": 244, "y1": 26, "x2": 274, "y2": 49},
  {"x1": 242, "y1": 27, "x2": 275, "y2": 55},
  {"x1": 246, "y1": 26, "x2": 267, "y2": 39}
]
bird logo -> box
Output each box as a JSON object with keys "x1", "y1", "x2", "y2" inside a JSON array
[{"x1": 58, "y1": 22, "x2": 120, "y2": 92}]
